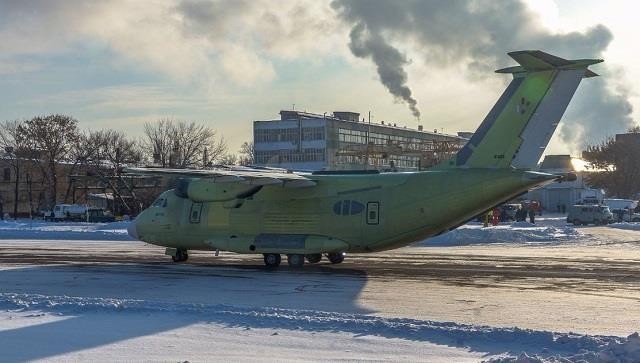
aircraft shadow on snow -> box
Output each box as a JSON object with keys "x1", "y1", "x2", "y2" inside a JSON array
[{"x1": 0, "y1": 263, "x2": 594, "y2": 360}]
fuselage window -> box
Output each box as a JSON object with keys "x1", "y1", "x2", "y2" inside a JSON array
[
  {"x1": 350, "y1": 200, "x2": 364, "y2": 214},
  {"x1": 332, "y1": 200, "x2": 364, "y2": 216}
]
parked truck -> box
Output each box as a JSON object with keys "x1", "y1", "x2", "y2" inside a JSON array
[{"x1": 43, "y1": 204, "x2": 115, "y2": 222}]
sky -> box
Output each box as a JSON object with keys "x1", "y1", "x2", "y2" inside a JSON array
[{"x1": 0, "y1": 0, "x2": 638, "y2": 157}]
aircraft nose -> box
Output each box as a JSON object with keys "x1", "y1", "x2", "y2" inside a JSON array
[{"x1": 127, "y1": 220, "x2": 139, "y2": 240}]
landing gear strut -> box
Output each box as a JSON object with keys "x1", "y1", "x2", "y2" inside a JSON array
[
  {"x1": 287, "y1": 254, "x2": 305, "y2": 268},
  {"x1": 172, "y1": 249, "x2": 189, "y2": 263},
  {"x1": 327, "y1": 252, "x2": 345, "y2": 264},
  {"x1": 263, "y1": 253, "x2": 281, "y2": 268}
]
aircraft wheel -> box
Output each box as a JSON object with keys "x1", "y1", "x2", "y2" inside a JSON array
[
  {"x1": 327, "y1": 252, "x2": 345, "y2": 264},
  {"x1": 305, "y1": 254, "x2": 322, "y2": 264},
  {"x1": 287, "y1": 254, "x2": 305, "y2": 268},
  {"x1": 263, "y1": 253, "x2": 281, "y2": 268},
  {"x1": 172, "y1": 249, "x2": 188, "y2": 262}
]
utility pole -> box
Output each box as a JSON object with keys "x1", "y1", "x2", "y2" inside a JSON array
[{"x1": 365, "y1": 111, "x2": 371, "y2": 170}]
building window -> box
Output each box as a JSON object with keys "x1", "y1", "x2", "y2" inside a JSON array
[
  {"x1": 254, "y1": 148, "x2": 326, "y2": 165},
  {"x1": 255, "y1": 128, "x2": 300, "y2": 143},
  {"x1": 302, "y1": 127, "x2": 325, "y2": 141},
  {"x1": 3, "y1": 168, "x2": 10, "y2": 182}
]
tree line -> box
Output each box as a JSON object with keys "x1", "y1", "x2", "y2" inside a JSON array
[
  {"x1": 0, "y1": 114, "x2": 254, "y2": 214},
  {"x1": 582, "y1": 126, "x2": 640, "y2": 199}
]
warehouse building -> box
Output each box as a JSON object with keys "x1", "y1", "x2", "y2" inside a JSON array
[
  {"x1": 526, "y1": 154, "x2": 603, "y2": 211},
  {"x1": 253, "y1": 110, "x2": 468, "y2": 171}
]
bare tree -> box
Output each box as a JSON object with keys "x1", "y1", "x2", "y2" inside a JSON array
[
  {"x1": 143, "y1": 119, "x2": 227, "y2": 168},
  {"x1": 62, "y1": 130, "x2": 103, "y2": 204},
  {"x1": 0, "y1": 120, "x2": 29, "y2": 217},
  {"x1": 79, "y1": 130, "x2": 144, "y2": 214},
  {"x1": 238, "y1": 141, "x2": 254, "y2": 166},
  {"x1": 94, "y1": 129, "x2": 142, "y2": 172},
  {"x1": 17, "y1": 115, "x2": 80, "y2": 208},
  {"x1": 218, "y1": 154, "x2": 238, "y2": 165}
]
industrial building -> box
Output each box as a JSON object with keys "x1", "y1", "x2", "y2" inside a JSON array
[
  {"x1": 253, "y1": 110, "x2": 468, "y2": 171},
  {"x1": 526, "y1": 154, "x2": 603, "y2": 211}
]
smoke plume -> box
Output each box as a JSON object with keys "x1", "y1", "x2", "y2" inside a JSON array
[
  {"x1": 332, "y1": 0, "x2": 634, "y2": 150},
  {"x1": 349, "y1": 23, "x2": 421, "y2": 119}
]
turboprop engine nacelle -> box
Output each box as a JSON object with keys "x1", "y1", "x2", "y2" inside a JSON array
[{"x1": 175, "y1": 178, "x2": 260, "y2": 202}]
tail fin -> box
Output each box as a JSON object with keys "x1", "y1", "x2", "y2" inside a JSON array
[{"x1": 441, "y1": 50, "x2": 602, "y2": 169}]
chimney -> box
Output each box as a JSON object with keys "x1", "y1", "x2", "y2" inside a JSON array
[
  {"x1": 381, "y1": 121, "x2": 385, "y2": 125},
  {"x1": 418, "y1": 125, "x2": 423, "y2": 131}
]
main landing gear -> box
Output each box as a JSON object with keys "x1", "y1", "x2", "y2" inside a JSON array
[
  {"x1": 327, "y1": 252, "x2": 345, "y2": 264},
  {"x1": 171, "y1": 249, "x2": 189, "y2": 263},
  {"x1": 262, "y1": 252, "x2": 345, "y2": 268},
  {"x1": 305, "y1": 254, "x2": 322, "y2": 264},
  {"x1": 287, "y1": 254, "x2": 305, "y2": 268},
  {"x1": 263, "y1": 253, "x2": 281, "y2": 268},
  {"x1": 264, "y1": 253, "x2": 306, "y2": 268}
]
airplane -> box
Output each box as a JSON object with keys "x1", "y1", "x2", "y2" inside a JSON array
[{"x1": 126, "y1": 50, "x2": 601, "y2": 268}]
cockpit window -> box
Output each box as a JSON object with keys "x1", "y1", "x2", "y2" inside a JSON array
[{"x1": 152, "y1": 198, "x2": 167, "y2": 208}]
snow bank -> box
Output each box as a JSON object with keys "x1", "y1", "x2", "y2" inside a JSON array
[
  {"x1": 0, "y1": 220, "x2": 132, "y2": 241},
  {"x1": 485, "y1": 332, "x2": 640, "y2": 362},
  {"x1": 417, "y1": 222, "x2": 585, "y2": 247},
  {"x1": 608, "y1": 222, "x2": 640, "y2": 231},
  {"x1": 0, "y1": 292, "x2": 636, "y2": 362}
]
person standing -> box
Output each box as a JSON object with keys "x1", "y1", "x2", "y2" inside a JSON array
[
  {"x1": 528, "y1": 207, "x2": 535, "y2": 224},
  {"x1": 492, "y1": 207, "x2": 501, "y2": 226}
]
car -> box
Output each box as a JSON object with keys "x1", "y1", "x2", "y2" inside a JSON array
[
  {"x1": 86, "y1": 208, "x2": 116, "y2": 223},
  {"x1": 566, "y1": 205, "x2": 614, "y2": 226},
  {"x1": 610, "y1": 208, "x2": 640, "y2": 222},
  {"x1": 499, "y1": 203, "x2": 521, "y2": 221}
]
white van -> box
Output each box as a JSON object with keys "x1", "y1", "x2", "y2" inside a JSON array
[
  {"x1": 566, "y1": 205, "x2": 614, "y2": 225},
  {"x1": 603, "y1": 199, "x2": 638, "y2": 210}
]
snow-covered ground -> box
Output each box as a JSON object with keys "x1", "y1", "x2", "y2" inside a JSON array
[
  {"x1": 418, "y1": 220, "x2": 585, "y2": 247},
  {"x1": 0, "y1": 220, "x2": 132, "y2": 241},
  {"x1": 608, "y1": 222, "x2": 640, "y2": 231},
  {"x1": 1, "y1": 216, "x2": 640, "y2": 361},
  {"x1": 0, "y1": 215, "x2": 587, "y2": 245}
]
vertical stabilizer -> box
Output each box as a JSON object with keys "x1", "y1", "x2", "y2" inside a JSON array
[{"x1": 439, "y1": 50, "x2": 602, "y2": 169}]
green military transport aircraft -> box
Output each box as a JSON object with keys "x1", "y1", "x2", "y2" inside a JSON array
[{"x1": 126, "y1": 50, "x2": 601, "y2": 268}]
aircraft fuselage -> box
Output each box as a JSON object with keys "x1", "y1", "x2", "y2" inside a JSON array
[{"x1": 130, "y1": 168, "x2": 555, "y2": 255}]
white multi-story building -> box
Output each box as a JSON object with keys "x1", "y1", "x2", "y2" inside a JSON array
[{"x1": 253, "y1": 110, "x2": 468, "y2": 171}]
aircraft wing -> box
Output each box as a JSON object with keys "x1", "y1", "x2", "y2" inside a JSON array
[{"x1": 124, "y1": 167, "x2": 317, "y2": 188}]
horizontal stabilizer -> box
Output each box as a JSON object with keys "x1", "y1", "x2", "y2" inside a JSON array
[{"x1": 496, "y1": 50, "x2": 602, "y2": 77}]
